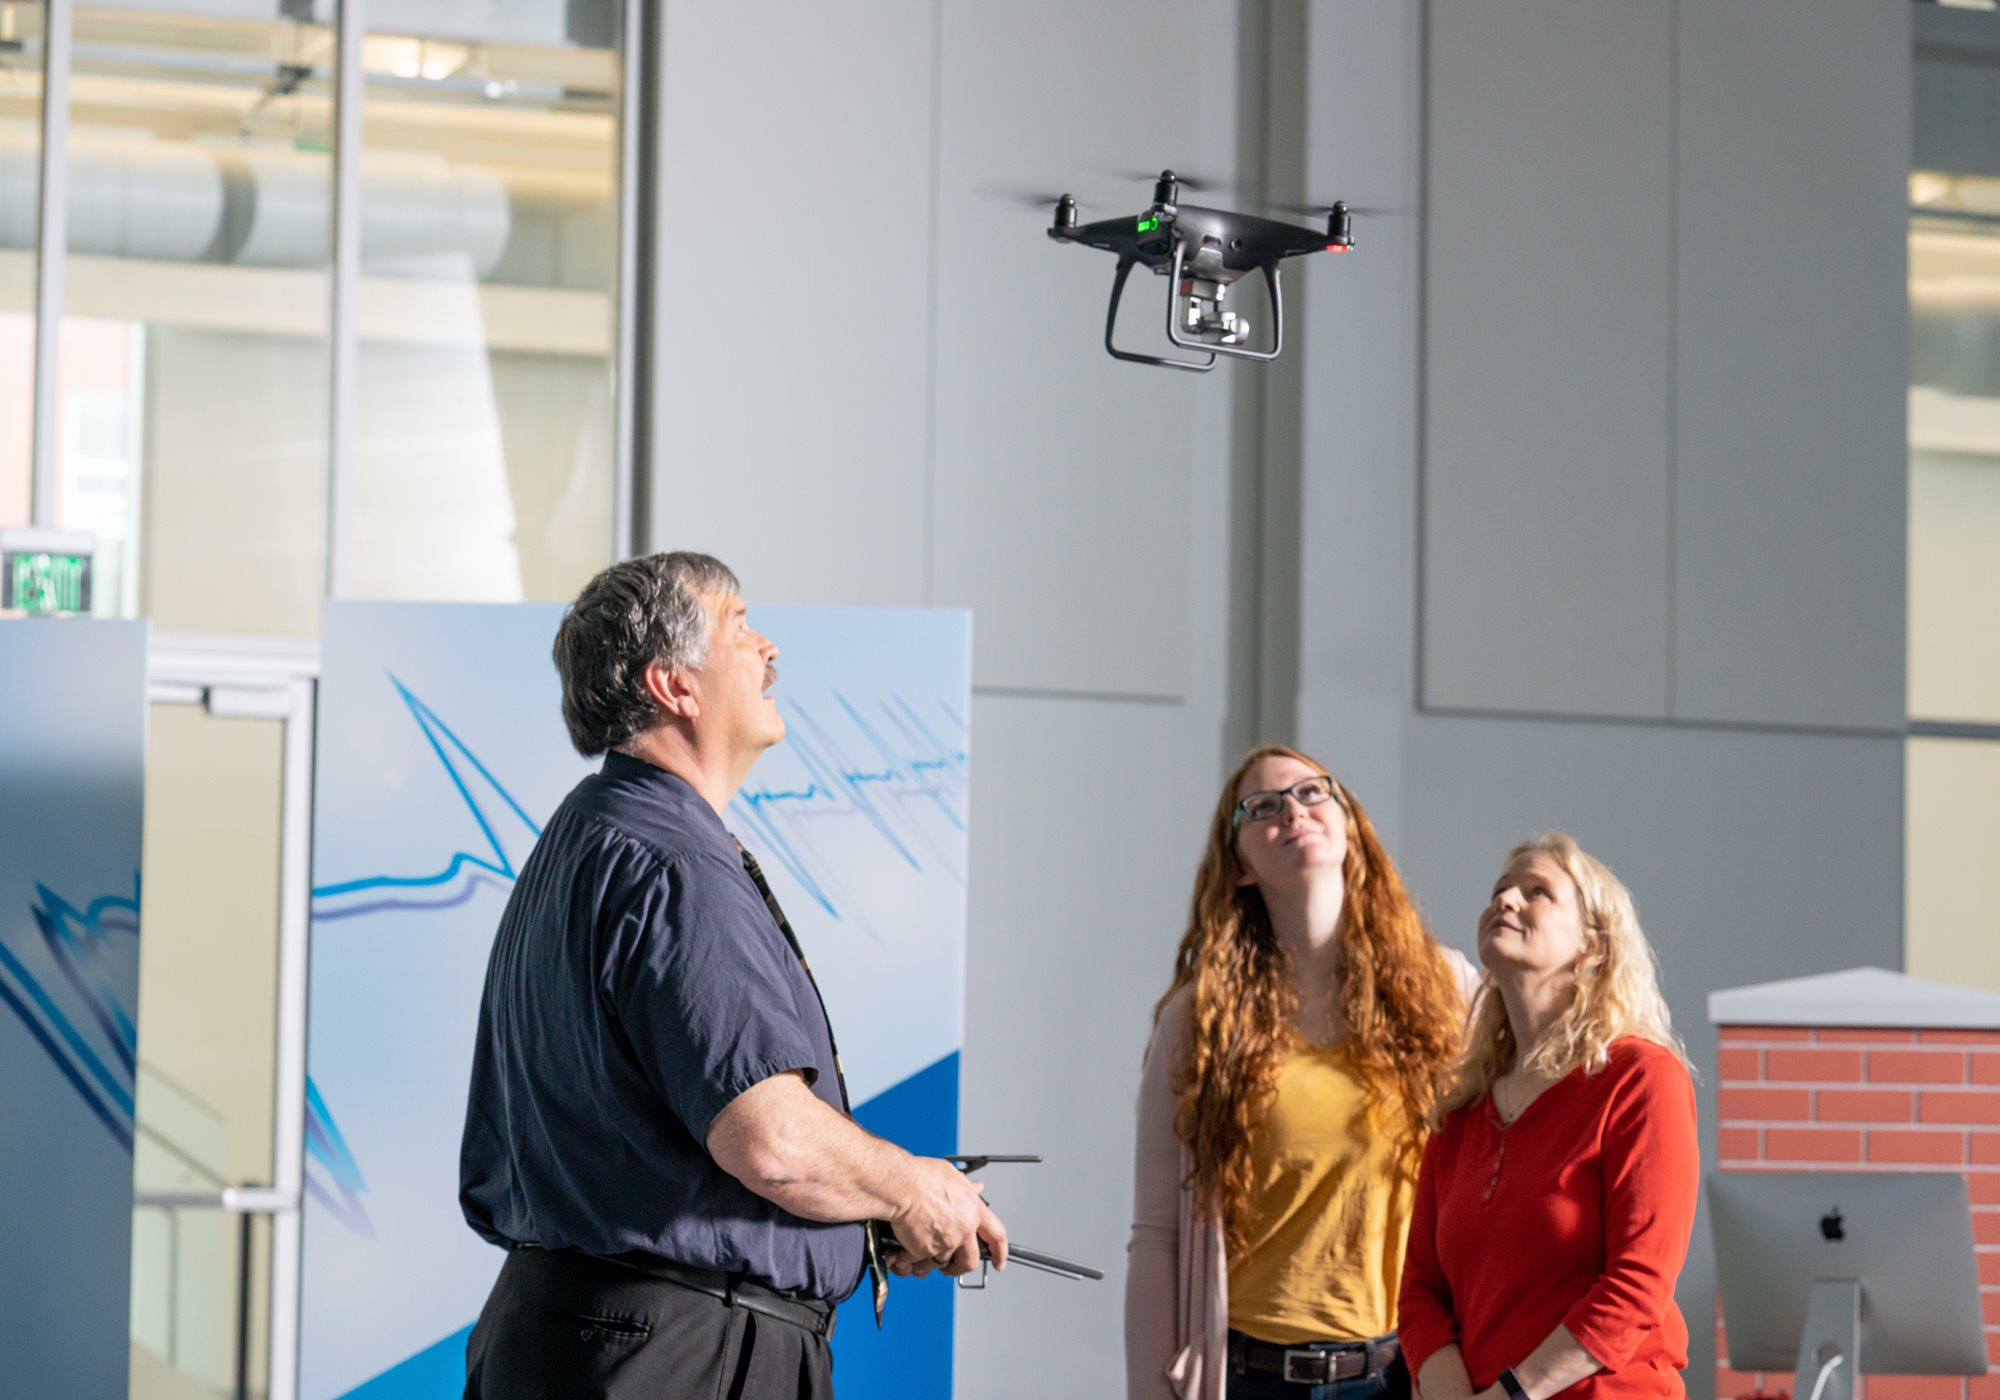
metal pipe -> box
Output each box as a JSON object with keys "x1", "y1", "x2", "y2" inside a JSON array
[
  {"x1": 325, "y1": 0, "x2": 365, "y2": 598},
  {"x1": 133, "y1": 1187, "x2": 301, "y2": 1213},
  {"x1": 265, "y1": 676, "x2": 316, "y2": 1400},
  {"x1": 29, "y1": 0, "x2": 73, "y2": 527},
  {"x1": 167, "y1": 1208, "x2": 181, "y2": 1368},
  {"x1": 610, "y1": 0, "x2": 642, "y2": 561},
  {"x1": 236, "y1": 1212, "x2": 254, "y2": 1400},
  {"x1": 629, "y1": 0, "x2": 666, "y2": 554}
]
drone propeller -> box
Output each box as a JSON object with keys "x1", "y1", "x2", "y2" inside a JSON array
[
  {"x1": 983, "y1": 188, "x2": 1071, "y2": 209},
  {"x1": 986, "y1": 173, "x2": 1263, "y2": 207},
  {"x1": 1267, "y1": 198, "x2": 1403, "y2": 219},
  {"x1": 975, "y1": 182, "x2": 1103, "y2": 216},
  {"x1": 1113, "y1": 168, "x2": 1245, "y2": 198}
]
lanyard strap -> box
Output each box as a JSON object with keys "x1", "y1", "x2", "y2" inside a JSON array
[{"x1": 736, "y1": 842, "x2": 888, "y2": 1328}]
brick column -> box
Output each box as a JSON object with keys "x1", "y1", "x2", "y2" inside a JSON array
[{"x1": 1712, "y1": 1024, "x2": 2000, "y2": 1400}]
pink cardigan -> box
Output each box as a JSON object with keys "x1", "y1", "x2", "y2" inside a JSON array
[
  {"x1": 1125, "y1": 983, "x2": 1229, "y2": 1400},
  {"x1": 1125, "y1": 953, "x2": 1481, "y2": 1400}
]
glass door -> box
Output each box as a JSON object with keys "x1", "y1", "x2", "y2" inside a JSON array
[{"x1": 137, "y1": 637, "x2": 315, "y2": 1400}]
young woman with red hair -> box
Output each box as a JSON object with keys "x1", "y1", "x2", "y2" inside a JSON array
[{"x1": 1126, "y1": 747, "x2": 1477, "y2": 1400}]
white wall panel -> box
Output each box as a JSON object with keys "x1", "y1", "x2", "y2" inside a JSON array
[
  {"x1": 646, "y1": 0, "x2": 935, "y2": 607},
  {"x1": 1294, "y1": 0, "x2": 1425, "y2": 846},
  {"x1": 1421, "y1": 0, "x2": 1673, "y2": 719},
  {"x1": 955, "y1": 692, "x2": 1222, "y2": 1400},
  {"x1": 930, "y1": 0, "x2": 1240, "y2": 698},
  {"x1": 1672, "y1": 0, "x2": 1909, "y2": 729}
]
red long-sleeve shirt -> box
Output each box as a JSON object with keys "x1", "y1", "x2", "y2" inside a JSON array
[{"x1": 1397, "y1": 1038, "x2": 1700, "y2": 1400}]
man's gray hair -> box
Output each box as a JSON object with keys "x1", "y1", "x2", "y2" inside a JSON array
[{"x1": 552, "y1": 551, "x2": 741, "y2": 757}]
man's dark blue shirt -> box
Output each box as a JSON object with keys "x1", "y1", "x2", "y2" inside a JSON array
[{"x1": 459, "y1": 752, "x2": 866, "y2": 1302}]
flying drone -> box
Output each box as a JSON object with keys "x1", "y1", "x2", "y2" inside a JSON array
[{"x1": 1047, "y1": 169, "x2": 1355, "y2": 371}]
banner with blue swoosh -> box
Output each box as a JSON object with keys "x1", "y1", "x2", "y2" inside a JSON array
[
  {"x1": 301, "y1": 602, "x2": 970, "y2": 1400},
  {"x1": 0, "y1": 618, "x2": 147, "y2": 1399}
]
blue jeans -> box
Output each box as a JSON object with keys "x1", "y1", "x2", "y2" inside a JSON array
[{"x1": 1225, "y1": 1335, "x2": 1410, "y2": 1400}]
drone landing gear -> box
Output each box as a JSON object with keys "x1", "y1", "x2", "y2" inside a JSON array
[
  {"x1": 1104, "y1": 257, "x2": 1214, "y2": 372},
  {"x1": 1100, "y1": 243, "x2": 1285, "y2": 372}
]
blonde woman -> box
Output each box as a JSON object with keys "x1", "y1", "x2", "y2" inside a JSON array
[
  {"x1": 1127, "y1": 747, "x2": 1478, "y2": 1400},
  {"x1": 1398, "y1": 834, "x2": 1699, "y2": 1400}
]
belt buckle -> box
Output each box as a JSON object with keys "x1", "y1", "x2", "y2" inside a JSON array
[{"x1": 1283, "y1": 1348, "x2": 1331, "y2": 1385}]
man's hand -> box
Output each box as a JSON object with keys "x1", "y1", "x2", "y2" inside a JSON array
[{"x1": 885, "y1": 1157, "x2": 1009, "y2": 1278}]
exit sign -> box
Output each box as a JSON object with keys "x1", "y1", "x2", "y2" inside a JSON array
[{"x1": 0, "y1": 529, "x2": 94, "y2": 615}]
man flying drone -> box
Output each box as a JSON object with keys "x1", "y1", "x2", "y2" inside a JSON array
[{"x1": 458, "y1": 552, "x2": 1006, "y2": 1400}]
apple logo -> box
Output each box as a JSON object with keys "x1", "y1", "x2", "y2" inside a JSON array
[{"x1": 1820, "y1": 1208, "x2": 1846, "y2": 1242}]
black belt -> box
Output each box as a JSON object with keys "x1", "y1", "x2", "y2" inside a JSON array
[
  {"x1": 1229, "y1": 1330, "x2": 1400, "y2": 1386},
  {"x1": 549, "y1": 1248, "x2": 838, "y2": 1341}
]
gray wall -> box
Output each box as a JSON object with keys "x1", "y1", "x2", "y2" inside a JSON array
[
  {"x1": 1421, "y1": 0, "x2": 1908, "y2": 732},
  {"x1": 645, "y1": 1, "x2": 1914, "y2": 1395},
  {"x1": 1422, "y1": 0, "x2": 1676, "y2": 721},
  {"x1": 1300, "y1": 0, "x2": 1909, "y2": 1390}
]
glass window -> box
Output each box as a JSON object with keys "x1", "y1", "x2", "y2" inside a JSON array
[
  {"x1": 1907, "y1": 160, "x2": 2000, "y2": 995},
  {"x1": 346, "y1": 1, "x2": 620, "y2": 604},
  {"x1": 1910, "y1": 178, "x2": 2000, "y2": 725},
  {"x1": 17, "y1": 1, "x2": 627, "y2": 627},
  {"x1": 58, "y1": 4, "x2": 335, "y2": 632},
  {"x1": 0, "y1": 2, "x2": 45, "y2": 536},
  {"x1": 132, "y1": 1082, "x2": 271, "y2": 1396},
  {"x1": 135, "y1": 699, "x2": 286, "y2": 1395},
  {"x1": 1905, "y1": 737, "x2": 2000, "y2": 993}
]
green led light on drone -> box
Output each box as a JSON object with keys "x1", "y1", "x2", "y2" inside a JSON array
[{"x1": 1136, "y1": 216, "x2": 1160, "y2": 233}]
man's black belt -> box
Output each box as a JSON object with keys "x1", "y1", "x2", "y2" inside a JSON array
[
  {"x1": 1228, "y1": 1330, "x2": 1400, "y2": 1386},
  {"x1": 576, "y1": 1248, "x2": 838, "y2": 1341}
]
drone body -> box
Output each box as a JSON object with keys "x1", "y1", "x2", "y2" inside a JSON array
[{"x1": 1047, "y1": 170, "x2": 1354, "y2": 371}]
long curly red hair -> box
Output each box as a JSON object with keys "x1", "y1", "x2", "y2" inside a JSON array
[{"x1": 1154, "y1": 746, "x2": 1466, "y2": 1256}]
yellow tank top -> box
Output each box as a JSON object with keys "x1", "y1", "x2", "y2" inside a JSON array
[{"x1": 1226, "y1": 1037, "x2": 1418, "y2": 1344}]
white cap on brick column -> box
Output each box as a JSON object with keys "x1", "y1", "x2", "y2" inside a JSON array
[{"x1": 1709, "y1": 966, "x2": 2000, "y2": 1029}]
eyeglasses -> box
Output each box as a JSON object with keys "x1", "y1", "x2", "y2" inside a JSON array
[{"x1": 1232, "y1": 775, "x2": 1342, "y2": 830}]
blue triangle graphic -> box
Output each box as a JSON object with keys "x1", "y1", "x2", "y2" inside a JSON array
[{"x1": 335, "y1": 1324, "x2": 471, "y2": 1399}]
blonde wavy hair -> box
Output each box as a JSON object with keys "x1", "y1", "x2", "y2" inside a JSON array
[
  {"x1": 1157, "y1": 746, "x2": 1466, "y2": 1256},
  {"x1": 1441, "y1": 832, "x2": 1687, "y2": 1117}
]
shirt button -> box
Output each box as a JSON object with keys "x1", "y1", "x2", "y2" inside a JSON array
[{"x1": 580, "y1": 1327, "x2": 597, "y2": 1341}]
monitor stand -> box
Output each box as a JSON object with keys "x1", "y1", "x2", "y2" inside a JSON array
[{"x1": 1796, "y1": 1279, "x2": 1860, "y2": 1400}]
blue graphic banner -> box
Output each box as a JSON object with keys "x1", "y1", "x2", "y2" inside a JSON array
[
  {"x1": 302, "y1": 602, "x2": 970, "y2": 1399},
  {"x1": 0, "y1": 618, "x2": 147, "y2": 1399}
]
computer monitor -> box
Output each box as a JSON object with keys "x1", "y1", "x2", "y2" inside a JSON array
[{"x1": 1709, "y1": 1171, "x2": 1987, "y2": 1400}]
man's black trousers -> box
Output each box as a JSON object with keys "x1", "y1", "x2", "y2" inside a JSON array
[{"x1": 463, "y1": 1247, "x2": 835, "y2": 1400}]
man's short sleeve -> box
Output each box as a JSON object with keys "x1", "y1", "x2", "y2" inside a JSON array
[{"x1": 609, "y1": 850, "x2": 825, "y2": 1145}]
